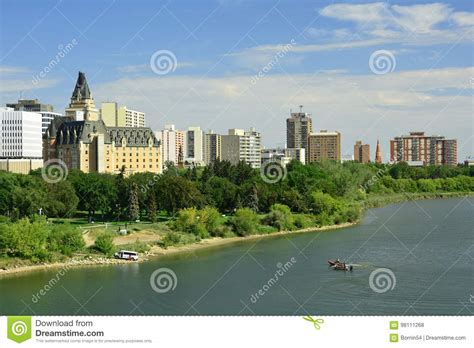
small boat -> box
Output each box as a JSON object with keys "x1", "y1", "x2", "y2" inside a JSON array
[
  {"x1": 327, "y1": 259, "x2": 341, "y2": 266},
  {"x1": 332, "y1": 263, "x2": 353, "y2": 271}
]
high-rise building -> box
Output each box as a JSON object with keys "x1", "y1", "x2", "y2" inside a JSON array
[
  {"x1": 204, "y1": 130, "x2": 221, "y2": 165},
  {"x1": 354, "y1": 140, "x2": 370, "y2": 163},
  {"x1": 65, "y1": 71, "x2": 99, "y2": 121},
  {"x1": 286, "y1": 107, "x2": 312, "y2": 152},
  {"x1": 307, "y1": 130, "x2": 341, "y2": 163},
  {"x1": 0, "y1": 107, "x2": 43, "y2": 173},
  {"x1": 100, "y1": 102, "x2": 145, "y2": 128},
  {"x1": 184, "y1": 126, "x2": 204, "y2": 166},
  {"x1": 375, "y1": 139, "x2": 382, "y2": 164},
  {"x1": 158, "y1": 124, "x2": 184, "y2": 167},
  {"x1": 6, "y1": 99, "x2": 62, "y2": 134},
  {"x1": 390, "y1": 132, "x2": 457, "y2": 166},
  {"x1": 44, "y1": 72, "x2": 161, "y2": 175},
  {"x1": 221, "y1": 128, "x2": 262, "y2": 168}
]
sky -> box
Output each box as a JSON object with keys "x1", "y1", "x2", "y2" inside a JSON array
[{"x1": 0, "y1": 0, "x2": 473, "y2": 161}]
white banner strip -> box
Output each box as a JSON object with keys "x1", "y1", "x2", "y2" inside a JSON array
[{"x1": 0, "y1": 316, "x2": 472, "y2": 347}]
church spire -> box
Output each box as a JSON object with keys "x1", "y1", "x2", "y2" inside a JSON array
[{"x1": 375, "y1": 139, "x2": 382, "y2": 164}]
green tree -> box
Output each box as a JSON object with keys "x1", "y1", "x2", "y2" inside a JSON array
[
  {"x1": 147, "y1": 193, "x2": 158, "y2": 222},
  {"x1": 128, "y1": 182, "x2": 140, "y2": 221}
]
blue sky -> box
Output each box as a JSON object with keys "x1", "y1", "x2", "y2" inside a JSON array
[{"x1": 0, "y1": 0, "x2": 473, "y2": 161}]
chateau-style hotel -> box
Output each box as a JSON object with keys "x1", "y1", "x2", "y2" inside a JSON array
[{"x1": 43, "y1": 72, "x2": 162, "y2": 174}]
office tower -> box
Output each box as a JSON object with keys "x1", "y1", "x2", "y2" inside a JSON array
[
  {"x1": 184, "y1": 126, "x2": 204, "y2": 166},
  {"x1": 221, "y1": 128, "x2": 262, "y2": 168},
  {"x1": 0, "y1": 107, "x2": 43, "y2": 173},
  {"x1": 6, "y1": 98, "x2": 62, "y2": 134},
  {"x1": 354, "y1": 140, "x2": 370, "y2": 163},
  {"x1": 159, "y1": 124, "x2": 184, "y2": 166},
  {"x1": 286, "y1": 107, "x2": 312, "y2": 151},
  {"x1": 204, "y1": 130, "x2": 221, "y2": 165},
  {"x1": 307, "y1": 130, "x2": 341, "y2": 163}
]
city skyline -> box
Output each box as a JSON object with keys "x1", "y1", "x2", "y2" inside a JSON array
[{"x1": 0, "y1": 0, "x2": 472, "y2": 161}]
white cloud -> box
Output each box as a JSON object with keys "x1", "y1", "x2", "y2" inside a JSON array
[
  {"x1": 319, "y1": 2, "x2": 389, "y2": 24},
  {"x1": 0, "y1": 66, "x2": 30, "y2": 74},
  {"x1": 0, "y1": 66, "x2": 58, "y2": 92},
  {"x1": 93, "y1": 67, "x2": 473, "y2": 160},
  {"x1": 451, "y1": 11, "x2": 474, "y2": 27},
  {"x1": 305, "y1": 2, "x2": 474, "y2": 50}
]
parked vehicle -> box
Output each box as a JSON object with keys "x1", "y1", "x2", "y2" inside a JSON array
[{"x1": 114, "y1": 250, "x2": 139, "y2": 261}]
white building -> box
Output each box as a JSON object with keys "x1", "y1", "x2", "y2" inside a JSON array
[
  {"x1": 261, "y1": 148, "x2": 305, "y2": 166},
  {"x1": 221, "y1": 128, "x2": 262, "y2": 168},
  {"x1": 39, "y1": 111, "x2": 62, "y2": 134},
  {"x1": 0, "y1": 107, "x2": 43, "y2": 173},
  {"x1": 184, "y1": 126, "x2": 205, "y2": 166},
  {"x1": 157, "y1": 124, "x2": 184, "y2": 167}
]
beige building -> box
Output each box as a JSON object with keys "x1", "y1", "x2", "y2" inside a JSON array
[
  {"x1": 44, "y1": 72, "x2": 161, "y2": 175},
  {"x1": 308, "y1": 130, "x2": 341, "y2": 163},
  {"x1": 354, "y1": 140, "x2": 370, "y2": 163},
  {"x1": 0, "y1": 159, "x2": 43, "y2": 174},
  {"x1": 100, "y1": 102, "x2": 145, "y2": 128}
]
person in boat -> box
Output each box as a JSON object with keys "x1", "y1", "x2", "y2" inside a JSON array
[{"x1": 336, "y1": 259, "x2": 340, "y2": 263}]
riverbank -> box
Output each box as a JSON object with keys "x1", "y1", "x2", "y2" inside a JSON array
[
  {"x1": 1, "y1": 192, "x2": 471, "y2": 277},
  {"x1": 0, "y1": 221, "x2": 356, "y2": 276}
]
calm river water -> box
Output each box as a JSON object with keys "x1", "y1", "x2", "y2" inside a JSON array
[{"x1": 1, "y1": 197, "x2": 473, "y2": 315}]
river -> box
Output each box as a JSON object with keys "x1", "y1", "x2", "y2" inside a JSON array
[{"x1": 1, "y1": 197, "x2": 473, "y2": 315}]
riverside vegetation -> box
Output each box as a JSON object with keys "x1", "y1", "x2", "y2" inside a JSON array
[{"x1": 0, "y1": 160, "x2": 472, "y2": 269}]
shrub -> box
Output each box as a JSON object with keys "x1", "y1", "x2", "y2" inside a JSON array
[
  {"x1": 262, "y1": 204, "x2": 294, "y2": 231},
  {"x1": 229, "y1": 208, "x2": 259, "y2": 236},
  {"x1": 94, "y1": 232, "x2": 115, "y2": 256},
  {"x1": 49, "y1": 225, "x2": 85, "y2": 256},
  {"x1": 293, "y1": 214, "x2": 312, "y2": 229},
  {"x1": 199, "y1": 206, "x2": 221, "y2": 236},
  {"x1": 161, "y1": 231, "x2": 181, "y2": 248}
]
